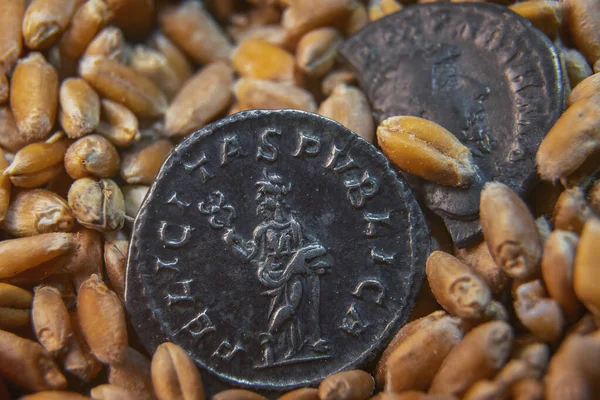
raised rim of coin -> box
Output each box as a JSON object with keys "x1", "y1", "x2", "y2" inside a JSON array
[
  {"x1": 125, "y1": 109, "x2": 430, "y2": 392},
  {"x1": 340, "y1": 2, "x2": 564, "y2": 247}
]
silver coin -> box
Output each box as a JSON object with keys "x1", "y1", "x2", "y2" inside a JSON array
[{"x1": 125, "y1": 110, "x2": 430, "y2": 394}]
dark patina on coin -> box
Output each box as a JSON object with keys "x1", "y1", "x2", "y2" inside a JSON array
[
  {"x1": 340, "y1": 3, "x2": 564, "y2": 247},
  {"x1": 125, "y1": 110, "x2": 430, "y2": 393}
]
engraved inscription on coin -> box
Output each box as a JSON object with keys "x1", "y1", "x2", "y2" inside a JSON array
[
  {"x1": 340, "y1": 3, "x2": 564, "y2": 247},
  {"x1": 125, "y1": 110, "x2": 430, "y2": 392}
]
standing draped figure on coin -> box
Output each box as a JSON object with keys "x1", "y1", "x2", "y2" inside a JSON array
[
  {"x1": 250, "y1": 169, "x2": 331, "y2": 367},
  {"x1": 126, "y1": 110, "x2": 429, "y2": 394}
]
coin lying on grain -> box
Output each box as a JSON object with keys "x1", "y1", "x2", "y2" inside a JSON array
[
  {"x1": 125, "y1": 109, "x2": 429, "y2": 394},
  {"x1": 340, "y1": 3, "x2": 564, "y2": 247}
]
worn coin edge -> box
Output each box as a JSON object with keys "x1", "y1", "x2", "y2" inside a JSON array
[
  {"x1": 339, "y1": 2, "x2": 564, "y2": 248},
  {"x1": 124, "y1": 109, "x2": 430, "y2": 392}
]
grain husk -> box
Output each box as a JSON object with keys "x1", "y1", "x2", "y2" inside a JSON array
[
  {"x1": 59, "y1": 0, "x2": 112, "y2": 61},
  {"x1": 480, "y1": 182, "x2": 542, "y2": 280},
  {"x1": 0, "y1": 233, "x2": 76, "y2": 279},
  {"x1": 511, "y1": 379, "x2": 544, "y2": 400},
  {"x1": 59, "y1": 78, "x2": 101, "y2": 139},
  {"x1": 151, "y1": 342, "x2": 205, "y2": 400},
  {"x1": 564, "y1": 0, "x2": 600, "y2": 63},
  {"x1": 159, "y1": 1, "x2": 233, "y2": 64},
  {"x1": 509, "y1": 1, "x2": 563, "y2": 39},
  {"x1": 20, "y1": 391, "x2": 90, "y2": 400},
  {"x1": 149, "y1": 32, "x2": 193, "y2": 87},
  {"x1": 318, "y1": 370, "x2": 374, "y2": 400},
  {"x1": 426, "y1": 251, "x2": 492, "y2": 319},
  {"x1": 318, "y1": 84, "x2": 374, "y2": 142},
  {"x1": 233, "y1": 25, "x2": 289, "y2": 49},
  {"x1": 165, "y1": 62, "x2": 234, "y2": 137},
  {"x1": 429, "y1": 321, "x2": 514, "y2": 397},
  {"x1": 0, "y1": 0, "x2": 26, "y2": 73},
  {"x1": 79, "y1": 56, "x2": 167, "y2": 119},
  {"x1": 339, "y1": 4, "x2": 368, "y2": 36},
  {"x1": 513, "y1": 280, "x2": 565, "y2": 342},
  {"x1": 214, "y1": 389, "x2": 267, "y2": 400},
  {"x1": 104, "y1": 230, "x2": 128, "y2": 300},
  {"x1": 322, "y1": 69, "x2": 357, "y2": 97},
  {"x1": 537, "y1": 93, "x2": 600, "y2": 182},
  {"x1": 107, "y1": 0, "x2": 154, "y2": 40},
  {"x1": 553, "y1": 187, "x2": 593, "y2": 233},
  {"x1": 67, "y1": 227, "x2": 104, "y2": 290},
  {"x1": 0, "y1": 107, "x2": 29, "y2": 152},
  {"x1": 96, "y1": 99, "x2": 140, "y2": 148},
  {"x1": 282, "y1": 0, "x2": 358, "y2": 44},
  {"x1": 84, "y1": 26, "x2": 127, "y2": 62},
  {"x1": 0, "y1": 149, "x2": 10, "y2": 223},
  {"x1": 3, "y1": 189, "x2": 73, "y2": 237},
  {"x1": 568, "y1": 72, "x2": 600, "y2": 108},
  {"x1": 544, "y1": 333, "x2": 600, "y2": 399},
  {"x1": 574, "y1": 218, "x2": 600, "y2": 316},
  {"x1": 22, "y1": 0, "x2": 78, "y2": 50},
  {"x1": 91, "y1": 384, "x2": 138, "y2": 400},
  {"x1": 277, "y1": 388, "x2": 319, "y2": 400},
  {"x1": 379, "y1": 393, "x2": 456, "y2": 400},
  {"x1": 368, "y1": 0, "x2": 402, "y2": 21},
  {"x1": 32, "y1": 285, "x2": 72, "y2": 355},
  {"x1": 122, "y1": 185, "x2": 149, "y2": 218},
  {"x1": 0, "y1": 282, "x2": 32, "y2": 330},
  {"x1": 377, "y1": 116, "x2": 477, "y2": 187},
  {"x1": 296, "y1": 27, "x2": 342, "y2": 76},
  {"x1": 108, "y1": 347, "x2": 156, "y2": 400},
  {"x1": 78, "y1": 273, "x2": 128, "y2": 364},
  {"x1": 10, "y1": 164, "x2": 64, "y2": 189},
  {"x1": 232, "y1": 38, "x2": 297, "y2": 83},
  {"x1": 381, "y1": 311, "x2": 463, "y2": 392},
  {"x1": 67, "y1": 178, "x2": 125, "y2": 232},
  {"x1": 234, "y1": 78, "x2": 317, "y2": 112},
  {"x1": 455, "y1": 241, "x2": 508, "y2": 294},
  {"x1": 588, "y1": 179, "x2": 600, "y2": 214},
  {"x1": 0, "y1": 70, "x2": 8, "y2": 105},
  {"x1": 10, "y1": 52, "x2": 59, "y2": 143},
  {"x1": 64, "y1": 134, "x2": 120, "y2": 179},
  {"x1": 541, "y1": 230, "x2": 582, "y2": 322},
  {"x1": 131, "y1": 45, "x2": 183, "y2": 100},
  {"x1": 4, "y1": 131, "x2": 69, "y2": 188},
  {"x1": 0, "y1": 329, "x2": 66, "y2": 391},
  {"x1": 120, "y1": 140, "x2": 173, "y2": 185},
  {"x1": 64, "y1": 311, "x2": 102, "y2": 382}
]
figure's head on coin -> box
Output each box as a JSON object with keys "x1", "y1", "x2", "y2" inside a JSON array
[{"x1": 255, "y1": 169, "x2": 292, "y2": 221}]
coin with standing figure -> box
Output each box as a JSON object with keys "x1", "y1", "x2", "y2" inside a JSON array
[
  {"x1": 125, "y1": 109, "x2": 430, "y2": 394},
  {"x1": 340, "y1": 3, "x2": 564, "y2": 247}
]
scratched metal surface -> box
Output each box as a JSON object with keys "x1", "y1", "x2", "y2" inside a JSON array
[
  {"x1": 341, "y1": 3, "x2": 564, "y2": 247},
  {"x1": 125, "y1": 110, "x2": 430, "y2": 394}
]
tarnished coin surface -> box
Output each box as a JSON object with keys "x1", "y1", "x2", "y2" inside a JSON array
[
  {"x1": 125, "y1": 110, "x2": 429, "y2": 393},
  {"x1": 340, "y1": 3, "x2": 564, "y2": 247}
]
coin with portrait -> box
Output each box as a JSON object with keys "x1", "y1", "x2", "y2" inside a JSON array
[{"x1": 341, "y1": 3, "x2": 564, "y2": 246}]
